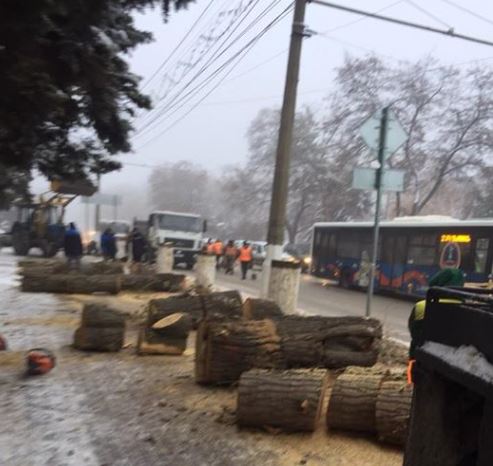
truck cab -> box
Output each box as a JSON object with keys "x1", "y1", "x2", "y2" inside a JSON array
[{"x1": 148, "y1": 211, "x2": 204, "y2": 269}]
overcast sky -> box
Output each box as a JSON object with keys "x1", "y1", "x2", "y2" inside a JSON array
[{"x1": 40, "y1": 0, "x2": 493, "y2": 227}]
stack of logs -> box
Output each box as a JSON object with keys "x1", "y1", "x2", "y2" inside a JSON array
[
  {"x1": 18, "y1": 259, "x2": 185, "y2": 294},
  {"x1": 73, "y1": 304, "x2": 125, "y2": 352},
  {"x1": 327, "y1": 366, "x2": 413, "y2": 446},
  {"x1": 194, "y1": 297, "x2": 382, "y2": 385}
]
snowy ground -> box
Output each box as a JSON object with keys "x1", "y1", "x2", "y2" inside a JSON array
[{"x1": 0, "y1": 250, "x2": 403, "y2": 466}]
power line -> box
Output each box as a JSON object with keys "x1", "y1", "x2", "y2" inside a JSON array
[
  {"x1": 135, "y1": 4, "x2": 294, "y2": 150},
  {"x1": 136, "y1": 0, "x2": 264, "y2": 129},
  {"x1": 404, "y1": 0, "x2": 452, "y2": 29},
  {"x1": 135, "y1": 0, "x2": 288, "y2": 139},
  {"x1": 439, "y1": 0, "x2": 493, "y2": 28},
  {"x1": 140, "y1": 0, "x2": 216, "y2": 92},
  {"x1": 310, "y1": 0, "x2": 493, "y2": 48}
]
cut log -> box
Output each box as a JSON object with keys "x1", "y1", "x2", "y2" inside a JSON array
[
  {"x1": 136, "y1": 327, "x2": 187, "y2": 355},
  {"x1": 195, "y1": 319, "x2": 285, "y2": 385},
  {"x1": 327, "y1": 373, "x2": 384, "y2": 434},
  {"x1": 81, "y1": 303, "x2": 125, "y2": 328},
  {"x1": 376, "y1": 380, "x2": 413, "y2": 446},
  {"x1": 237, "y1": 368, "x2": 328, "y2": 432},
  {"x1": 276, "y1": 316, "x2": 382, "y2": 369},
  {"x1": 146, "y1": 295, "x2": 204, "y2": 329},
  {"x1": 19, "y1": 261, "x2": 124, "y2": 276},
  {"x1": 242, "y1": 298, "x2": 284, "y2": 320},
  {"x1": 121, "y1": 273, "x2": 185, "y2": 292},
  {"x1": 201, "y1": 290, "x2": 243, "y2": 320},
  {"x1": 22, "y1": 274, "x2": 121, "y2": 294},
  {"x1": 151, "y1": 312, "x2": 192, "y2": 339},
  {"x1": 73, "y1": 326, "x2": 124, "y2": 352}
]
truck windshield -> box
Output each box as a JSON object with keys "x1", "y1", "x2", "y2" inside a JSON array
[
  {"x1": 99, "y1": 221, "x2": 130, "y2": 234},
  {"x1": 157, "y1": 214, "x2": 202, "y2": 233}
]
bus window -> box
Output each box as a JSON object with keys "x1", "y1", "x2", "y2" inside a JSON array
[
  {"x1": 407, "y1": 234, "x2": 437, "y2": 266},
  {"x1": 336, "y1": 232, "x2": 360, "y2": 259},
  {"x1": 474, "y1": 238, "x2": 489, "y2": 273},
  {"x1": 328, "y1": 233, "x2": 336, "y2": 257}
]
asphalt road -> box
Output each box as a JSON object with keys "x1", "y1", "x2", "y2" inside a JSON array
[{"x1": 213, "y1": 269, "x2": 413, "y2": 344}]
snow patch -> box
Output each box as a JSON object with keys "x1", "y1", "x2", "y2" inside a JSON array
[{"x1": 422, "y1": 341, "x2": 493, "y2": 384}]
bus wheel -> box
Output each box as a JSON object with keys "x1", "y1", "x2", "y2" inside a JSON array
[{"x1": 339, "y1": 269, "x2": 351, "y2": 289}]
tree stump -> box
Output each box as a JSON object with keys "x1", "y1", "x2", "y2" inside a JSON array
[
  {"x1": 151, "y1": 312, "x2": 192, "y2": 338},
  {"x1": 376, "y1": 380, "x2": 413, "y2": 446},
  {"x1": 237, "y1": 368, "x2": 328, "y2": 432},
  {"x1": 136, "y1": 328, "x2": 188, "y2": 355},
  {"x1": 276, "y1": 316, "x2": 382, "y2": 369},
  {"x1": 327, "y1": 373, "x2": 384, "y2": 434},
  {"x1": 81, "y1": 303, "x2": 125, "y2": 328},
  {"x1": 146, "y1": 295, "x2": 204, "y2": 329},
  {"x1": 121, "y1": 273, "x2": 185, "y2": 292},
  {"x1": 201, "y1": 290, "x2": 243, "y2": 320},
  {"x1": 22, "y1": 274, "x2": 121, "y2": 294},
  {"x1": 195, "y1": 319, "x2": 285, "y2": 385},
  {"x1": 73, "y1": 327, "x2": 124, "y2": 352},
  {"x1": 242, "y1": 298, "x2": 284, "y2": 320}
]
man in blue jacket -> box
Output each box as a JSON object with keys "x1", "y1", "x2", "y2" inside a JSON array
[{"x1": 64, "y1": 222, "x2": 83, "y2": 269}]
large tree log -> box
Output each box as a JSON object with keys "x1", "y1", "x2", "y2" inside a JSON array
[
  {"x1": 145, "y1": 295, "x2": 204, "y2": 329},
  {"x1": 121, "y1": 273, "x2": 185, "y2": 292},
  {"x1": 22, "y1": 275, "x2": 121, "y2": 294},
  {"x1": 242, "y1": 298, "x2": 284, "y2": 320},
  {"x1": 276, "y1": 316, "x2": 382, "y2": 368},
  {"x1": 19, "y1": 261, "x2": 124, "y2": 276},
  {"x1": 201, "y1": 290, "x2": 243, "y2": 320},
  {"x1": 376, "y1": 380, "x2": 413, "y2": 446},
  {"x1": 136, "y1": 327, "x2": 187, "y2": 355},
  {"x1": 73, "y1": 326, "x2": 124, "y2": 352},
  {"x1": 151, "y1": 312, "x2": 192, "y2": 339},
  {"x1": 195, "y1": 319, "x2": 285, "y2": 385},
  {"x1": 237, "y1": 368, "x2": 328, "y2": 432},
  {"x1": 81, "y1": 304, "x2": 125, "y2": 328},
  {"x1": 327, "y1": 373, "x2": 384, "y2": 434}
]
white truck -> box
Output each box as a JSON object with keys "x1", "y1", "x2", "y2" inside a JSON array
[{"x1": 147, "y1": 210, "x2": 205, "y2": 269}]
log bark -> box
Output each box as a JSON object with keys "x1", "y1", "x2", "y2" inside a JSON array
[
  {"x1": 242, "y1": 298, "x2": 284, "y2": 320},
  {"x1": 195, "y1": 319, "x2": 285, "y2": 385},
  {"x1": 81, "y1": 304, "x2": 125, "y2": 328},
  {"x1": 201, "y1": 290, "x2": 243, "y2": 321},
  {"x1": 121, "y1": 273, "x2": 185, "y2": 292},
  {"x1": 146, "y1": 295, "x2": 204, "y2": 329},
  {"x1": 376, "y1": 380, "x2": 413, "y2": 446},
  {"x1": 276, "y1": 316, "x2": 382, "y2": 369},
  {"x1": 237, "y1": 368, "x2": 328, "y2": 432},
  {"x1": 73, "y1": 326, "x2": 124, "y2": 352},
  {"x1": 22, "y1": 275, "x2": 121, "y2": 294},
  {"x1": 151, "y1": 312, "x2": 192, "y2": 339},
  {"x1": 19, "y1": 261, "x2": 124, "y2": 276},
  {"x1": 327, "y1": 373, "x2": 384, "y2": 433},
  {"x1": 136, "y1": 327, "x2": 187, "y2": 355}
]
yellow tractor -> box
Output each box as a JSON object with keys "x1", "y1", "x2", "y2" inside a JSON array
[{"x1": 11, "y1": 180, "x2": 96, "y2": 257}]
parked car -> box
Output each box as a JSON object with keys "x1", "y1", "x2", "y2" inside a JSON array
[{"x1": 283, "y1": 243, "x2": 311, "y2": 273}]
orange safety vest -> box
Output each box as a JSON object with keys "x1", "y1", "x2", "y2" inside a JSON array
[
  {"x1": 239, "y1": 246, "x2": 252, "y2": 262},
  {"x1": 206, "y1": 243, "x2": 214, "y2": 254},
  {"x1": 225, "y1": 246, "x2": 237, "y2": 257},
  {"x1": 213, "y1": 241, "x2": 223, "y2": 255}
]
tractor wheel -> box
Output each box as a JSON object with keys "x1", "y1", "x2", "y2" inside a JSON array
[
  {"x1": 11, "y1": 226, "x2": 30, "y2": 256},
  {"x1": 42, "y1": 241, "x2": 58, "y2": 258}
]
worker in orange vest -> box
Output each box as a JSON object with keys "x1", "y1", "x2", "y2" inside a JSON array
[
  {"x1": 213, "y1": 239, "x2": 224, "y2": 269},
  {"x1": 205, "y1": 239, "x2": 214, "y2": 254},
  {"x1": 223, "y1": 240, "x2": 238, "y2": 275},
  {"x1": 238, "y1": 241, "x2": 253, "y2": 280}
]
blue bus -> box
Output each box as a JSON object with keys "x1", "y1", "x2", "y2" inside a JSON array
[{"x1": 311, "y1": 217, "x2": 493, "y2": 297}]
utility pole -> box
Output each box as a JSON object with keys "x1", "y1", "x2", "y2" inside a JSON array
[
  {"x1": 366, "y1": 106, "x2": 389, "y2": 317},
  {"x1": 261, "y1": 0, "x2": 308, "y2": 297}
]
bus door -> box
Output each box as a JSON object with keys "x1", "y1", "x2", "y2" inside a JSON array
[{"x1": 379, "y1": 234, "x2": 407, "y2": 290}]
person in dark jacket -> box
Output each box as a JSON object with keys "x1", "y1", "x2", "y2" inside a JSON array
[
  {"x1": 101, "y1": 228, "x2": 117, "y2": 260},
  {"x1": 64, "y1": 222, "x2": 83, "y2": 269},
  {"x1": 130, "y1": 228, "x2": 146, "y2": 263}
]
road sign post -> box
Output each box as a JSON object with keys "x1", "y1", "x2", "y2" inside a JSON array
[{"x1": 356, "y1": 107, "x2": 408, "y2": 317}]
